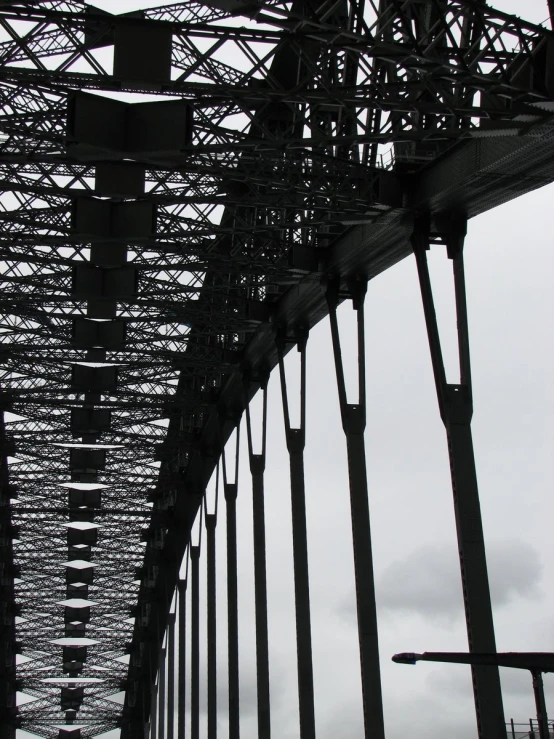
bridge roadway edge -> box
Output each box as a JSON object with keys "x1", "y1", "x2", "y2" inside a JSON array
[{"x1": 123, "y1": 128, "x2": 554, "y2": 731}]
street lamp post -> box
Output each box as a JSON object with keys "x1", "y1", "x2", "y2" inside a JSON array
[{"x1": 393, "y1": 652, "x2": 554, "y2": 739}]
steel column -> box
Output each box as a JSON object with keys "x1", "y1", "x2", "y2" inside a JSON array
[
  {"x1": 151, "y1": 682, "x2": 158, "y2": 739},
  {"x1": 206, "y1": 509, "x2": 218, "y2": 739},
  {"x1": 531, "y1": 670, "x2": 550, "y2": 739},
  {"x1": 178, "y1": 576, "x2": 187, "y2": 739},
  {"x1": 412, "y1": 220, "x2": 505, "y2": 739},
  {"x1": 326, "y1": 276, "x2": 385, "y2": 739},
  {"x1": 0, "y1": 410, "x2": 16, "y2": 739},
  {"x1": 277, "y1": 332, "x2": 316, "y2": 739},
  {"x1": 245, "y1": 379, "x2": 271, "y2": 739},
  {"x1": 168, "y1": 611, "x2": 176, "y2": 739},
  {"x1": 222, "y1": 425, "x2": 241, "y2": 739},
  {"x1": 191, "y1": 545, "x2": 201, "y2": 739},
  {"x1": 158, "y1": 648, "x2": 166, "y2": 739}
]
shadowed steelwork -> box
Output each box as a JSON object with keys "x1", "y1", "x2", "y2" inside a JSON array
[{"x1": 0, "y1": 1, "x2": 553, "y2": 737}]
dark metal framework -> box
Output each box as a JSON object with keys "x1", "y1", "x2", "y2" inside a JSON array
[{"x1": 0, "y1": 1, "x2": 553, "y2": 737}]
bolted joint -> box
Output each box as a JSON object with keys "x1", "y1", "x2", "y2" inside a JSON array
[
  {"x1": 342, "y1": 403, "x2": 366, "y2": 435},
  {"x1": 441, "y1": 384, "x2": 473, "y2": 426},
  {"x1": 243, "y1": 365, "x2": 269, "y2": 393},
  {"x1": 435, "y1": 211, "x2": 467, "y2": 259},
  {"x1": 286, "y1": 427, "x2": 305, "y2": 454},
  {"x1": 275, "y1": 323, "x2": 308, "y2": 354},
  {"x1": 217, "y1": 402, "x2": 234, "y2": 426},
  {"x1": 294, "y1": 324, "x2": 309, "y2": 353},
  {"x1": 324, "y1": 273, "x2": 341, "y2": 311},
  {"x1": 347, "y1": 274, "x2": 368, "y2": 311},
  {"x1": 410, "y1": 213, "x2": 431, "y2": 253},
  {"x1": 224, "y1": 482, "x2": 238, "y2": 502},
  {"x1": 274, "y1": 324, "x2": 289, "y2": 353},
  {"x1": 250, "y1": 453, "x2": 265, "y2": 475}
]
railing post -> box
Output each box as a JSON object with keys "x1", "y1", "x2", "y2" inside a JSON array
[{"x1": 531, "y1": 670, "x2": 550, "y2": 739}]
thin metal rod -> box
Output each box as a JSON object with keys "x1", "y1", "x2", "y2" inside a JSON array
[
  {"x1": 245, "y1": 382, "x2": 270, "y2": 739},
  {"x1": 191, "y1": 545, "x2": 201, "y2": 739},
  {"x1": 177, "y1": 578, "x2": 187, "y2": 739},
  {"x1": 531, "y1": 670, "x2": 549, "y2": 739},
  {"x1": 413, "y1": 236, "x2": 505, "y2": 739},
  {"x1": 413, "y1": 246, "x2": 448, "y2": 415},
  {"x1": 158, "y1": 648, "x2": 166, "y2": 739},
  {"x1": 277, "y1": 336, "x2": 316, "y2": 739},
  {"x1": 326, "y1": 278, "x2": 385, "y2": 739},
  {"x1": 225, "y1": 485, "x2": 240, "y2": 739},
  {"x1": 206, "y1": 512, "x2": 217, "y2": 739},
  {"x1": 223, "y1": 426, "x2": 241, "y2": 739},
  {"x1": 168, "y1": 612, "x2": 176, "y2": 739},
  {"x1": 453, "y1": 250, "x2": 472, "y2": 389},
  {"x1": 151, "y1": 683, "x2": 158, "y2": 739}
]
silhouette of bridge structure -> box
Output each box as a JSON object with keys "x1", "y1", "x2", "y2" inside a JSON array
[{"x1": 0, "y1": 1, "x2": 553, "y2": 738}]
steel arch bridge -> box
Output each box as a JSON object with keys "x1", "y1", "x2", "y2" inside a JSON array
[{"x1": 0, "y1": 1, "x2": 553, "y2": 738}]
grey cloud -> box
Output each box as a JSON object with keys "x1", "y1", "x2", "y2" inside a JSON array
[
  {"x1": 499, "y1": 668, "x2": 537, "y2": 699},
  {"x1": 320, "y1": 695, "x2": 477, "y2": 739},
  {"x1": 427, "y1": 663, "x2": 533, "y2": 702},
  {"x1": 487, "y1": 541, "x2": 543, "y2": 606},
  {"x1": 196, "y1": 653, "x2": 286, "y2": 722},
  {"x1": 426, "y1": 665, "x2": 474, "y2": 701},
  {"x1": 351, "y1": 540, "x2": 543, "y2": 623},
  {"x1": 319, "y1": 702, "x2": 363, "y2": 739}
]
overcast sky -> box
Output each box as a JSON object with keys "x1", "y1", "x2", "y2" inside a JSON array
[
  {"x1": 15, "y1": 1, "x2": 554, "y2": 738},
  {"x1": 217, "y1": 177, "x2": 554, "y2": 739}
]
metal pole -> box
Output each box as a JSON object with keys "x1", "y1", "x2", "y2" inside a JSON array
[
  {"x1": 191, "y1": 545, "x2": 200, "y2": 739},
  {"x1": 326, "y1": 276, "x2": 385, "y2": 739},
  {"x1": 251, "y1": 454, "x2": 271, "y2": 739},
  {"x1": 223, "y1": 424, "x2": 241, "y2": 739},
  {"x1": 151, "y1": 682, "x2": 158, "y2": 739},
  {"x1": 277, "y1": 332, "x2": 316, "y2": 739},
  {"x1": 412, "y1": 221, "x2": 505, "y2": 739},
  {"x1": 0, "y1": 412, "x2": 17, "y2": 739},
  {"x1": 168, "y1": 612, "x2": 176, "y2": 739},
  {"x1": 531, "y1": 670, "x2": 550, "y2": 739},
  {"x1": 177, "y1": 577, "x2": 187, "y2": 739},
  {"x1": 206, "y1": 512, "x2": 217, "y2": 739},
  {"x1": 225, "y1": 481, "x2": 240, "y2": 739},
  {"x1": 158, "y1": 648, "x2": 166, "y2": 739},
  {"x1": 245, "y1": 380, "x2": 270, "y2": 739}
]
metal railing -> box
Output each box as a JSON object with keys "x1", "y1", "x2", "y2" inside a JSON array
[{"x1": 507, "y1": 720, "x2": 554, "y2": 739}]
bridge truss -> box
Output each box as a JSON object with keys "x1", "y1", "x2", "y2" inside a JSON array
[{"x1": 0, "y1": 1, "x2": 553, "y2": 737}]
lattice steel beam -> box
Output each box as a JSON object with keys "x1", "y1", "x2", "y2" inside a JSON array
[{"x1": 0, "y1": 1, "x2": 552, "y2": 737}]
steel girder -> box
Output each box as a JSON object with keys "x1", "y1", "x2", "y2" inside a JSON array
[{"x1": 0, "y1": 1, "x2": 553, "y2": 736}]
